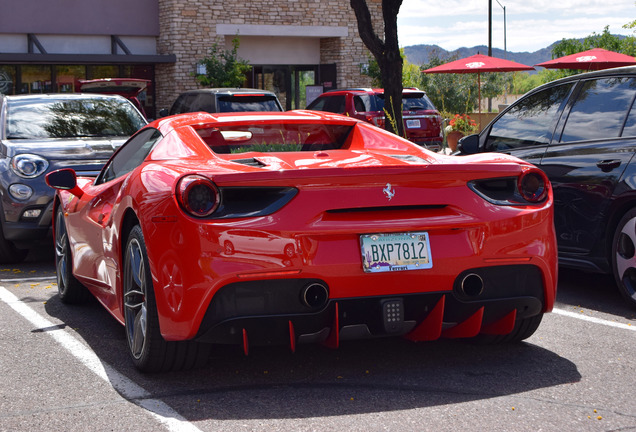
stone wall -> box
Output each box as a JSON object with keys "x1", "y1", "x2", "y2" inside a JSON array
[{"x1": 156, "y1": 0, "x2": 383, "y2": 110}]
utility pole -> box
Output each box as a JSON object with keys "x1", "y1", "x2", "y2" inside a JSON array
[
  {"x1": 496, "y1": 0, "x2": 508, "y2": 104},
  {"x1": 487, "y1": 0, "x2": 492, "y2": 112}
]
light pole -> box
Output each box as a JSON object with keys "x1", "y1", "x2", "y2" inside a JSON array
[
  {"x1": 496, "y1": 0, "x2": 507, "y2": 59},
  {"x1": 496, "y1": 0, "x2": 508, "y2": 104}
]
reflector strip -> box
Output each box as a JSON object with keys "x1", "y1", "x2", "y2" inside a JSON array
[{"x1": 237, "y1": 269, "x2": 301, "y2": 279}]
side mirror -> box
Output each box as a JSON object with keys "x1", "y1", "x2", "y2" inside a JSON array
[
  {"x1": 158, "y1": 108, "x2": 169, "y2": 117},
  {"x1": 46, "y1": 168, "x2": 84, "y2": 198},
  {"x1": 456, "y1": 133, "x2": 480, "y2": 155}
]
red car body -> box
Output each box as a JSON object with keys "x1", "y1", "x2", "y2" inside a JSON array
[{"x1": 47, "y1": 110, "x2": 557, "y2": 372}]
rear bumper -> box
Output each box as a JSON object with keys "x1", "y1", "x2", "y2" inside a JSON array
[{"x1": 195, "y1": 264, "x2": 545, "y2": 347}]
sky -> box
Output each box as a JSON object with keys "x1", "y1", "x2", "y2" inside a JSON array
[{"x1": 397, "y1": 0, "x2": 635, "y2": 53}]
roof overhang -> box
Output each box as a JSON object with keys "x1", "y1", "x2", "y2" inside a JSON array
[{"x1": 0, "y1": 53, "x2": 176, "y2": 64}]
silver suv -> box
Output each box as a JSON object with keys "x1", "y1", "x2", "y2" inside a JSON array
[{"x1": 0, "y1": 93, "x2": 147, "y2": 263}]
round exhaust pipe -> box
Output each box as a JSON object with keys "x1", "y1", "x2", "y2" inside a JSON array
[
  {"x1": 301, "y1": 282, "x2": 329, "y2": 309},
  {"x1": 460, "y1": 273, "x2": 484, "y2": 297}
]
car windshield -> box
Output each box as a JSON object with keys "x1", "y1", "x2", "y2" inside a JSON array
[
  {"x1": 375, "y1": 93, "x2": 436, "y2": 111},
  {"x1": 217, "y1": 95, "x2": 282, "y2": 112},
  {"x1": 195, "y1": 123, "x2": 354, "y2": 153},
  {"x1": 5, "y1": 97, "x2": 146, "y2": 139}
]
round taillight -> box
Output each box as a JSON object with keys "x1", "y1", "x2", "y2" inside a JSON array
[
  {"x1": 177, "y1": 175, "x2": 220, "y2": 217},
  {"x1": 518, "y1": 170, "x2": 548, "y2": 203}
]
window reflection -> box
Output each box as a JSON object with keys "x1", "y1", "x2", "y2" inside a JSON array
[
  {"x1": 561, "y1": 77, "x2": 636, "y2": 142},
  {"x1": 486, "y1": 84, "x2": 573, "y2": 151}
]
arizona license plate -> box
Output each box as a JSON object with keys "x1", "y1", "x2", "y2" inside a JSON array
[
  {"x1": 360, "y1": 232, "x2": 432, "y2": 273},
  {"x1": 406, "y1": 119, "x2": 421, "y2": 129}
]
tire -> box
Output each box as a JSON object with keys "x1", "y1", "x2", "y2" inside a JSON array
[
  {"x1": 123, "y1": 225, "x2": 210, "y2": 372},
  {"x1": 476, "y1": 313, "x2": 544, "y2": 344},
  {"x1": 54, "y1": 208, "x2": 89, "y2": 304},
  {"x1": 0, "y1": 222, "x2": 28, "y2": 264},
  {"x1": 611, "y1": 208, "x2": 636, "y2": 308}
]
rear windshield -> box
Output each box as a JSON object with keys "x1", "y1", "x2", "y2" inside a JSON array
[
  {"x1": 6, "y1": 97, "x2": 146, "y2": 139},
  {"x1": 374, "y1": 93, "x2": 436, "y2": 111},
  {"x1": 217, "y1": 95, "x2": 282, "y2": 112},
  {"x1": 195, "y1": 123, "x2": 353, "y2": 153}
]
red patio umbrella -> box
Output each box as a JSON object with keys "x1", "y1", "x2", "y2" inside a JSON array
[
  {"x1": 535, "y1": 48, "x2": 636, "y2": 71},
  {"x1": 422, "y1": 53, "x2": 535, "y2": 118}
]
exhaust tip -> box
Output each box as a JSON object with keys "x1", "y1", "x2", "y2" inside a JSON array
[
  {"x1": 460, "y1": 273, "x2": 484, "y2": 297},
  {"x1": 301, "y1": 283, "x2": 329, "y2": 309}
]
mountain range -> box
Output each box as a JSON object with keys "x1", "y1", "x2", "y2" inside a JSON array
[{"x1": 403, "y1": 43, "x2": 558, "y2": 69}]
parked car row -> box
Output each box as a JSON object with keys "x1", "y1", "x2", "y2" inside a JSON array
[{"x1": 458, "y1": 65, "x2": 636, "y2": 307}]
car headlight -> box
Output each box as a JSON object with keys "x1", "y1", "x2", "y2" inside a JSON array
[{"x1": 11, "y1": 154, "x2": 49, "y2": 179}]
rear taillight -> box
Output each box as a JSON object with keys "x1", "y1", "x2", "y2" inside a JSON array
[
  {"x1": 468, "y1": 168, "x2": 550, "y2": 206},
  {"x1": 369, "y1": 116, "x2": 385, "y2": 128},
  {"x1": 518, "y1": 169, "x2": 549, "y2": 203},
  {"x1": 177, "y1": 175, "x2": 220, "y2": 217}
]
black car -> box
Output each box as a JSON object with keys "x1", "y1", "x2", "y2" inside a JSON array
[
  {"x1": 458, "y1": 65, "x2": 636, "y2": 307},
  {"x1": 0, "y1": 93, "x2": 147, "y2": 263},
  {"x1": 159, "y1": 88, "x2": 283, "y2": 117}
]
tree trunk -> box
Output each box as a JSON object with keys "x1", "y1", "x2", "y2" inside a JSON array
[{"x1": 350, "y1": 0, "x2": 404, "y2": 137}]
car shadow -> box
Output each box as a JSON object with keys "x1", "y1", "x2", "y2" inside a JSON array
[
  {"x1": 556, "y1": 266, "x2": 636, "y2": 319},
  {"x1": 44, "y1": 292, "x2": 581, "y2": 422}
]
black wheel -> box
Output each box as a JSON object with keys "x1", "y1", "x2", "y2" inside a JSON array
[
  {"x1": 476, "y1": 313, "x2": 543, "y2": 344},
  {"x1": 123, "y1": 225, "x2": 210, "y2": 372},
  {"x1": 0, "y1": 222, "x2": 28, "y2": 264},
  {"x1": 54, "y1": 208, "x2": 89, "y2": 304},
  {"x1": 612, "y1": 208, "x2": 636, "y2": 308}
]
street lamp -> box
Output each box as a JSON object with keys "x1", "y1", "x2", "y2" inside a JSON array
[{"x1": 496, "y1": 0, "x2": 507, "y2": 59}]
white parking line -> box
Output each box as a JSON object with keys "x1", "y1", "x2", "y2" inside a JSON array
[
  {"x1": 0, "y1": 286, "x2": 203, "y2": 432},
  {"x1": 553, "y1": 307, "x2": 636, "y2": 332}
]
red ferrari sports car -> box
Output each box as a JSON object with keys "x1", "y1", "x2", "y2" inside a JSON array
[{"x1": 46, "y1": 110, "x2": 557, "y2": 372}]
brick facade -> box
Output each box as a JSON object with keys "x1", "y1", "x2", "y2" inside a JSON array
[{"x1": 156, "y1": 0, "x2": 383, "y2": 110}]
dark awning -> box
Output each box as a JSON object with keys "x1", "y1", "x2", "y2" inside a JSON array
[{"x1": 0, "y1": 53, "x2": 176, "y2": 64}]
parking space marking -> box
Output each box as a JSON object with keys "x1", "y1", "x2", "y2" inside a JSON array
[
  {"x1": 553, "y1": 307, "x2": 636, "y2": 332},
  {"x1": 0, "y1": 286, "x2": 203, "y2": 432}
]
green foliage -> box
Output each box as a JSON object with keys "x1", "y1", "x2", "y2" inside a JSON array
[
  {"x1": 363, "y1": 49, "x2": 421, "y2": 88},
  {"x1": 195, "y1": 37, "x2": 251, "y2": 88},
  {"x1": 419, "y1": 54, "x2": 477, "y2": 114}
]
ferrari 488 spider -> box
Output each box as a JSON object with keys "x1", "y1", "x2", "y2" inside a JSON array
[{"x1": 46, "y1": 110, "x2": 557, "y2": 372}]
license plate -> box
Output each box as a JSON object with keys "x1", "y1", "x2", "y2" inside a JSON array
[
  {"x1": 360, "y1": 232, "x2": 432, "y2": 273},
  {"x1": 406, "y1": 119, "x2": 421, "y2": 129}
]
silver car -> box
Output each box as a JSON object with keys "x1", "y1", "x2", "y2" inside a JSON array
[{"x1": 0, "y1": 93, "x2": 147, "y2": 263}]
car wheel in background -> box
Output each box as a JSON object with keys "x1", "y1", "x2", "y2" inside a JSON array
[
  {"x1": 124, "y1": 225, "x2": 210, "y2": 372},
  {"x1": 612, "y1": 208, "x2": 636, "y2": 308},
  {"x1": 55, "y1": 208, "x2": 89, "y2": 304},
  {"x1": 0, "y1": 223, "x2": 28, "y2": 264}
]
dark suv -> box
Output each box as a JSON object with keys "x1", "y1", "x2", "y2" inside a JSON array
[
  {"x1": 457, "y1": 66, "x2": 636, "y2": 307},
  {"x1": 159, "y1": 88, "x2": 282, "y2": 116},
  {"x1": 305, "y1": 88, "x2": 443, "y2": 151},
  {"x1": 0, "y1": 93, "x2": 147, "y2": 263}
]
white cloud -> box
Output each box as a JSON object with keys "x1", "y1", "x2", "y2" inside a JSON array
[{"x1": 398, "y1": 0, "x2": 635, "y2": 52}]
